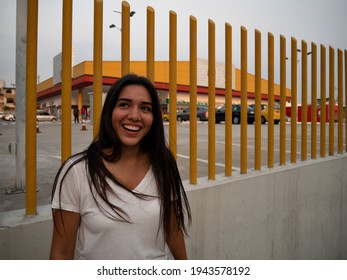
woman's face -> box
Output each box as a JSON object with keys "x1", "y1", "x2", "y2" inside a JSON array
[{"x1": 112, "y1": 84, "x2": 154, "y2": 149}]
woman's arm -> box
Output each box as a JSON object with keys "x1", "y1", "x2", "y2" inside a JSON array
[
  {"x1": 166, "y1": 203, "x2": 188, "y2": 260},
  {"x1": 50, "y1": 209, "x2": 81, "y2": 260}
]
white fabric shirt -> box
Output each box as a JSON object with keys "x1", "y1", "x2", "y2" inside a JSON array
[{"x1": 52, "y1": 155, "x2": 167, "y2": 260}]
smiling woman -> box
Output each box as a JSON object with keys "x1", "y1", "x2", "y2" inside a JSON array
[
  {"x1": 111, "y1": 84, "x2": 153, "y2": 149},
  {"x1": 50, "y1": 74, "x2": 191, "y2": 260}
]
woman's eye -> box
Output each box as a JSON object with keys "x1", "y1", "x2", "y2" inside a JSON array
[
  {"x1": 142, "y1": 105, "x2": 152, "y2": 112},
  {"x1": 117, "y1": 102, "x2": 129, "y2": 108}
]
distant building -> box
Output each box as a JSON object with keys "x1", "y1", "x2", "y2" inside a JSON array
[
  {"x1": 0, "y1": 80, "x2": 16, "y2": 112},
  {"x1": 35, "y1": 59, "x2": 291, "y2": 118}
]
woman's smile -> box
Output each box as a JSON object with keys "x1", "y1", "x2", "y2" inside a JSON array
[{"x1": 122, "y1": 124, "x2": 141, "y2": 132}]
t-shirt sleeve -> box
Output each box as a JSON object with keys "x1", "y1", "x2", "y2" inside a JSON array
[{"x1": 51, "y1": 159, "x2": 81, "y2": 213}]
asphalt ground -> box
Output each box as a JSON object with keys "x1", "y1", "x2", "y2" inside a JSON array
[
  {"x1": 0, "y1": 120, "x2": 94, "y2": 212},
  {"x1": 1, "y1": 118, "x2": 340, "y2": 212},
  {"x1": 0, "y1": 119, "x2": 224, "y2": 212}
]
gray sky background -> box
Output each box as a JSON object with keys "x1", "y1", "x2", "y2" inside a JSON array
[{"x1": 0, "y1": 0, "x2": 346, "y2": 88}]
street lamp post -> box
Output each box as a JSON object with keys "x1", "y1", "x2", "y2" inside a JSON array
[
  {"x1": 286, "y1": 48, "x2": 312, "y2": 62},
  {"x1": 286, "y1": 48, "x2": 312, "y2": 104},
  {"x1": 109, "y1": 10, "x2": 135, "y2": 31},
  {"x1": 296, "y1": 48, "x2": 312, "y2": 63}
]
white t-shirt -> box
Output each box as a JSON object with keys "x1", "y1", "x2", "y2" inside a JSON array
[{"x1": 52, "y1": 155, "x2": 167, "y2": 260}]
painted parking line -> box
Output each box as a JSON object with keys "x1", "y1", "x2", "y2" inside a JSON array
[
  {"x1": 0, "y1": 122, "x2": 16, "y2": 126},
  {"x1": 177, "y1": 153, "x2": 241, "y2": 172}
]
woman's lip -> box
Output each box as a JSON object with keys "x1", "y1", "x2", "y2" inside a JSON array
[{"x1": 122, "y1": 124, "x2": 141, "y2": 132}]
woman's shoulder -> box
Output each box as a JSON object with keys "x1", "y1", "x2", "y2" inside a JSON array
[
  {"x1": 60, "y1": 152, "x2": 87, "y2": 175},
  {"x1": 66, "y1": 152, "x2": 86, "y2": 165}
]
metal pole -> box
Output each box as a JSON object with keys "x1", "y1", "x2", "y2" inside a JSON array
[
  {"x1": 93, "y1": 0, "x2": 103, "y2": 138},
  {"x1": 25, "y1": 0, "x2": 38, "y2": 216},
  {"x1": 280, "y1": 35, "x2": 286, "y2": 165},
  {"x1": 311, "y1": 43, "x2": 317, "y2": 159},
  {"x1": 121, "y1": 1, "x2": 130, "y2": 76},
  {"x1": 267, "y1": 33, "x2": 274, "y2": 168},
  {"x1": 345, "y1": 50, "x2": 347, "y2": 152},
  {"x1": 291, "y1": 37, "x2": 297, "y2": 163},
  {"x1": 189, "y1": 16, "x2": 197, "y2": 184},
  {"x1": 169, "y1": 11, "x2": 177, "y2": 158},
  {"x1": 146, "y1": 7, "x2": 155, "y2": 82},
  {"x1": 240, "y1": 26, "x2": 247, "y2": 174},
  {"x1": 225, "y1": 23, "x2": 233, "y2": 176},
  {"x1": 15, "y1": 0, "x2": 27, "y2": 193},
  {"x1": 254, "y1": 29, "x2": 261, "y2": 171},
  {"x1": 320, "y1": 45, "x2": 326, "y2": 158},
  {"x1": 329, "y1": 46, "x2": 335, "y2": 156},
  {"x1": 301, "y1": 40, "x2": 308, "y2": 161},
  {"x1": 208, "y1": 19, "x2": 216, "y2": 179},
  {"x1": 61, "y1": 0, "x2": 73, "y2": 163},
  {"x1": 337, "y1": 49, "x2": 343, "y2": 154}
]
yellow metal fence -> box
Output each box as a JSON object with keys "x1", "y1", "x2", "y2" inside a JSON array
[{"x1": 24, "y1": 0, "x2": 346, "y2": 215}]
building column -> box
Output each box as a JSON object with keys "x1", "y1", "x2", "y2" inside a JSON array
[
  {"x1": 78, "y1": 88, "x2": 83, "y2": 121},
  {"x1": 88, "y1": 92, "x2": 93, "y2": 125}
]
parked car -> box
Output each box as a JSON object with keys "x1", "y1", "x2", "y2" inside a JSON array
[
  {"x1": 176, "y1": 107, "x2": 209, "y2": 122},
  {"x1": 4, "y1": 112, "x2": 15, "y2": 121},
  {"x1": 215, "y1": 104, "x2": 255, "y2": 124},
  {"x1": 36, "y1": 110, "x2": 57, "y2": 122},
  {"x1": 249, "y1": 103, "x2": 280, "y2": 124}
]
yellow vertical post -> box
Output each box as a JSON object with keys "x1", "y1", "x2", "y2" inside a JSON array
[
  {"x1": 121, "y1": 1, "x2": 130, "y2": 76},
  {"x1": 240, "y1": 26, "x2": 247, "y2": 174},
  {"x1": 169, "y1": 11, "x2": 177, "y2": 158},
  {"x1": 311, "y1": 43, "x2": 317, "y2": 159},
  {"x1": 25, "y1": 0, "x2": 38, "y2": 216},
  {"x1": 329, "y1": 46, "x2": 335, "y2": 156},
  {"x1": 146, "y1": 7, "x2": 155, "y2": 82},
  {"x1": 301, "y1": 41, "x2": 308, "y2": 161},
  {"x1": 320, "y1": 45, "x2": 326, "y2": 158},
  {"x1": 254, "y1": 29, "x2": 261, "y2": 170},
  {"x1": 280, "y1": 35, "x2": 286, "y2": 165},
  {"x1": 291, "y1": 37, "x2": 297, "y2": 163},
  {"x1": 225, "y1": 23, "x2": 233, "y2": 176},
  {"x1": 268, "y1": 33, "x2": 274, "y2": 168},
  {"x1": 337, "y1": 49, "x2": 343, "y2": 154},
  {"x1": 208, "y1": 19, "x2": 216, "y2": 179},
  {"x1": 61, "y1": 0, "x2": 73, "y2": 163},
  {"x1": 93, "y1": 0, "x2": 103, "y2": 138},
  {"x1": 189, "y1": 16, "x2": 197, "y2": 184}
]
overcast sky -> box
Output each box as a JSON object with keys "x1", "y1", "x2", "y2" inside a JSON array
[{"x1": 0, "y1": 0, "x2": 346, "y2": 87}]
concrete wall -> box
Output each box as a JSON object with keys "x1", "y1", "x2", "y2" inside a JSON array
[
  {"x1": 1, "y1": 155, "x2": 346, "y2": 260},
  {"x1": 185, "y1": 155, "x2": 347, "y2": 259}
]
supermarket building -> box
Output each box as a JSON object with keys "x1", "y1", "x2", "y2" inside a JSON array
[{"x1": 36, "y1": 58, "x2": 291, "y2": 120}]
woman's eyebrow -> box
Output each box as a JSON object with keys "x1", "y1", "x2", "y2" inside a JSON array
[
  {"x1": 117, "y1": 98, "x2": 131, "y2": 102},
  {"x1": 142, "y1": 101, "x2": 153, "y2": 106},
  {"x1": 117, "y1": 98, "x2": 152, "y2": 105}
]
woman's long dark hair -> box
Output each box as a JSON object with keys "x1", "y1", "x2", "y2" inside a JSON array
[{"x1": 52, "y1": 74, "x2": 191, "y2": 239}]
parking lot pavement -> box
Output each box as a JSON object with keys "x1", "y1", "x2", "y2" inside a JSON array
[
  {"x1": 0, "y1": 154, "x2": 60, "y2": 212},
  {"x1": 0, "y1": 120, "x2": 93, "y2": 212},
  {"x1": 0, "y1": 119, "x2": 208, "y2": 211},
  {"x1": 1, "y1": 119, "x2": 297, "y2": 212}
]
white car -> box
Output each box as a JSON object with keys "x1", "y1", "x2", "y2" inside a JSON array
[
  {"x1": 4, "y1": 113, "x2": 15, "y2": 121},
  {"x1": 36, "y1": 111, "x2": 57, "y2": 122}
]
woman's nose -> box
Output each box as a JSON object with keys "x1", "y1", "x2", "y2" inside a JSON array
[{"x1": 128, "y1": 106, "x2": 141, "y2": 121}]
